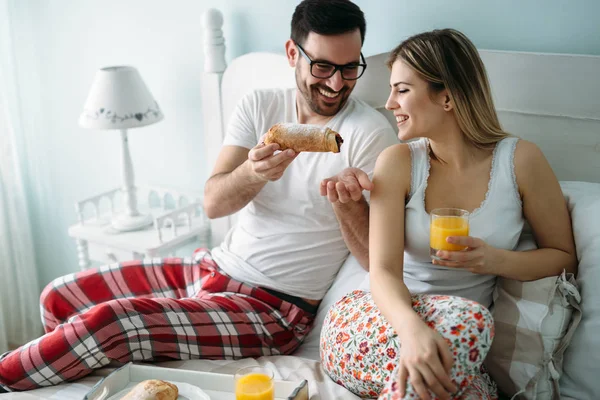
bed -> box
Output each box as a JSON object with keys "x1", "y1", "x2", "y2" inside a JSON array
[{"x1": 19, "y1": 8, "x2": 600, "y2": 400}]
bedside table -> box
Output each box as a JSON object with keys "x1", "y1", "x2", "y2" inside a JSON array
[{"x1": 68, "y1": 186, "x2": 211, "y2": 270}]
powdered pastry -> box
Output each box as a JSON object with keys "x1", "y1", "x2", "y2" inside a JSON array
[{"x1": 263, "y1": 123, "x2": 343, "y2": 153}]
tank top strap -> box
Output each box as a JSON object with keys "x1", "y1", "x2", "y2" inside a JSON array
[
  {"x1": 407, "y1": 138, "x2": 430, "y2": 199},
  {"x1": 488, "y1": 136, "x2": 522, "y2": 206}
]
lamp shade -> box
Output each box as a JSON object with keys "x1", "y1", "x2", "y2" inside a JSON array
[{"x1": 79, "y1": 66, "x2": 164, "y2": 130}]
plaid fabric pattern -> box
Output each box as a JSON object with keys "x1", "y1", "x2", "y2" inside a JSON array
[
  {"x1": 0, "y1": 250, "x2": 314, "y2": 391},
  {"x1": 485, "y1": 272, "x2": 581, "y2": 400}
]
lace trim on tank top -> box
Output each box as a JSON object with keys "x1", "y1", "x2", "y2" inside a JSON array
[
  {"x1": 407, "y1": 142, "x2": 418, "y2": 201},
  {"x1": 508, "y1": 138, "x2": 523, "y2": 207},
  {"x1": 422, "y1": 138, "x2": 502, "y2": 218}
]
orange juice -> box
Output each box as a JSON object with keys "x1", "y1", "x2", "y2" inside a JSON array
[
  {"x1": 430, "y1": 216, "x2": 469, "y2": 252},
  {"x1": 235, "y1": 372, "x2": 274, "y2": 400}
]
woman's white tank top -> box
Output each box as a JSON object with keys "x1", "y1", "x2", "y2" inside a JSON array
[{"x1": 403, "y1": 137, "x2": 524, "y2": 308}]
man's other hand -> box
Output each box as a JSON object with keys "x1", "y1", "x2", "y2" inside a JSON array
[{"x1": 320, "y1": 167, "x2": 373, "y2": 203}]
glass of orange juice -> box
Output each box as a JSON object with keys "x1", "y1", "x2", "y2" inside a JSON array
[
  {"x1": 430, "y1": 208, "x2": 470, "y2": 261},
  {"x1": 235, "y1": 366, "x2": 275, "y2": 400}
]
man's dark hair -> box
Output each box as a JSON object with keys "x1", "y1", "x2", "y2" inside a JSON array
[{"x1": 291, "y1": 0, "x2": 366, "y2": 46}]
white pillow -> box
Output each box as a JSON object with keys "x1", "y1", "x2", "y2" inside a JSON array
[
  {"x1": 294, "y1": 255, "x2": 368, "y2": 360},
  {"x1": 558, "y1": 181, "x2": 600, "y2": 400}
]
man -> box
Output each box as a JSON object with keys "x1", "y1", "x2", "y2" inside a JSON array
[{"x1": 0, "y1": 0, "x2": 396, "y2": 391}]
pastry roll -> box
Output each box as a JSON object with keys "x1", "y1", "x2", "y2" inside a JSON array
[
  {"x1": 121, "y1": 379, "x2": 178, "y2": 400},
  {"x1": 264, "y1": 123, "x2": 343, "y2": 153}
]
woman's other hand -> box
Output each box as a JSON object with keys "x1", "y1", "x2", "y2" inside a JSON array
[{"x1": 398, "y1": 320, "x2": 457, "y2": 400}]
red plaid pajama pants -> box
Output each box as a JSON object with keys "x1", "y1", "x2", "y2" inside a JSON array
[{"x1": 0, "y1": 250, "x2": 315, "y2": 391}]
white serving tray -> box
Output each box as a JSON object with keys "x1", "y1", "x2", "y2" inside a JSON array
[{"x1": 84, "y1": 363, "x2": 309, "y2": 400}]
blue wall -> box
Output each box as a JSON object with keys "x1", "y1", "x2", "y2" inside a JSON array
[
  {"x1": 233, "y1": 1, "x2": 600, "y2": 57},
  {"x1": 7, "y1": 0, "x2": 600, "y2": 287}
]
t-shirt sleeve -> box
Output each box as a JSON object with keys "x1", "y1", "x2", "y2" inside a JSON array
[
  {"x1": 352, "y1": 126, "x2": 398, "y2": 177},
  {"x1": 222, "y1": 91, "x2": 260, "y2": 150}
]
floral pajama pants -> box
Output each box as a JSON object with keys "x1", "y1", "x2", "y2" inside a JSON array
[{"x1": 320, "y1": 290, "x2": 497, "y2": 399}]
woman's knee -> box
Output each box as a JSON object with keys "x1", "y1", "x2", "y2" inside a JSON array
[
  {"x1": 458, "y1": 298, "x2": 494, "y2": 340},
  {"x1": 425, "y1": 296, "x2": 494, "y2": 337}
]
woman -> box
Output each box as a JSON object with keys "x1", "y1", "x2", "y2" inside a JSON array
[{"x1": 320, "y1": 29, "x2": 577, "y2": 400}]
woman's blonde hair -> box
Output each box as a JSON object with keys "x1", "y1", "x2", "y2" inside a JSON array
[{"x1": 387, "y1": 29, "x2": 510, "y2": 148}]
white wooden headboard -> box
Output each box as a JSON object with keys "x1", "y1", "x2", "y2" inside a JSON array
[{"x1": 201, "y1": 9, "x2": 600, "y2": 247}]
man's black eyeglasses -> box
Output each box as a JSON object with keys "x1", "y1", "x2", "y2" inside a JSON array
[{"x1": 296, "y1": 44, "x2": 367, "y2": 81}]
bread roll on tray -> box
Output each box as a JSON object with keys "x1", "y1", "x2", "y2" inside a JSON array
[{"x1": 121, "y1": 379, "x2": 178, "y2": 400}]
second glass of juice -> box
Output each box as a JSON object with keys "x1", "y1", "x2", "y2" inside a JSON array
[
  {"x1": 235, "y1": 366, "x2": 275, "y2": 400},
  {"x1": 430, "y1": 208, "x2": 469, "y2": 261}
]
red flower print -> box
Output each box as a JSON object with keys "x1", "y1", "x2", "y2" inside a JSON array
[
  {"x1": 386, "y1": 348, "x2": 397, "y2": 359},
  {"x1": 386, "y1": 362, "x2": 395, "y2": 371},
  {"x1": 469, "y1": 348, "x2": 480, "y2": 362},
  {"x1": 365, "y1": 373, "x2": 372, "y2": 381},
  {"x1": 450, "y1": 324, "x2": 465, "y2": 335},
  {"x1": 378, "y1": 335, "x2": 388, "y2": 344},
  {"x1": 474, "y1": 311, "x2": 484, "y2": 320},
  {"x1": 477, "y1": 320, "x2": 486, "y2": 333},
  {"x1": 469, "y1": 334, "x2": 477, "y2": 347},
  {"x1": 340, "y1": 361, "x2": 346, "y2": 370},
  {"x1": 369, "y1": 390, "x2": 378, "y2": 397},
  {"x1": 359, "y1": 341, "x2": 370, "y2": 354},
  {"x1": 335, "y1": 332, "x2": 350, "y2": 344},
  {"x1": 379, "y1": 325, "x2": 387, "y2": 334}
]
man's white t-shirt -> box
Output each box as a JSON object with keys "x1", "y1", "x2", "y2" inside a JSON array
[{"x1": 211, "y1": 88, "x2": 397, "y2": 300}]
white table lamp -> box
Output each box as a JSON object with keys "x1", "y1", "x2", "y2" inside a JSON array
[{"x1": 79, "y1": 66, "x2": 163, "y2": 231}]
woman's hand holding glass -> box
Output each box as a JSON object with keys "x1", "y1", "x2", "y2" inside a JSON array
[
  {"x1": 432, "y1": 235, "x2": 499, "y2": 275},
  {"x1": 429, "y1": 208, "x2": 499, "y2": 274},
  {"x1": 397, "y1": 319, "x2": 457, "y2": 400}
]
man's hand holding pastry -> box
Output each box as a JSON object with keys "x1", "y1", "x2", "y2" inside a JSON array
[
  {"x1": 247, "y1": 141, "x2": 297, "y2": 182},
  {"x1": 320, "y1": 167, "x2": 373, "y2": 204}
]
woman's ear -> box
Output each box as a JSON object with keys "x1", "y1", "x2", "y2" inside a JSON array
[
  {"x1": 440, "y1": 92, "x2": 453, "y2": 111},
  {"x1": 285, "y1": 40, "x2": 298, "y2": 67}
]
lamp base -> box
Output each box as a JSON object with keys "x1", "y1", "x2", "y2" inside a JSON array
[{"x1": 111, "y1": 213, "x2": 153, "y2": 232}]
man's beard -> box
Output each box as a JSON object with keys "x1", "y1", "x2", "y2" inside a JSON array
[{"x1": 296, "y1": 71, "x2": 351, "y2": 117}]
